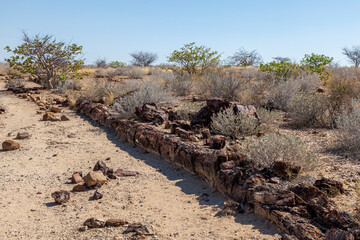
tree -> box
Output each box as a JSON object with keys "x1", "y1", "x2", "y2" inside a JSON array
[
  {"x1": 273, "y1": 57, "x2": 291, "y2": 63},
  {"x1": 300, "y1": 53, "x2": 333, "y2": 81},
  {"x1": 168, "y1": 42, "x2": 221, "y2": 74},
  {"x1": 228, "y1": 48, "x2": 262, "y2": 66},
  {"x1": 130, "y1": 51, "x2": 158, "y2": 66},
  {"x1": 95, "y1": 58, "x2": 107, "y2": 68},
  {"x1": 343, "y1": 46, "x2": 360, "y2": 67},
  {"x1": 5, "y1": 32, "x2": 84, "y2": 88}
]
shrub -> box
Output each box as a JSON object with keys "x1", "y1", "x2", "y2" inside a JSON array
[
  {"x1": 342, "y1": 46, "x2": 360, "y2": 67},
  {"x1": 168, "y1": 42, "x2": 221, "y2": 75},
  {"x1": 239, "y1": 67, "x2": 265, "y2": 82},
  {"x1": 227, "y1": 48, "x2": 262, "y2": 66},
  {"x1": 295, "y1": 73, "x2": 321, "y2": 92},
  {"x1": 242, "y1": 132, "x2": 317, "y2": 172},
  {"x1": 211, "y1": 108, "x2": 260, "y2": 138},
  {"x1": 266, "y1": 78, "x2": 301, "y2": 111},
  {"x1": 256, "y1": 107, "x2": 280, "y2": 132},
  {"x1": 108, "y1": 61, "x2": 126, "y2": 68},
  {"x1": 5, "y1": 79, "x2": 25, "y2": 89},
  {"x1": 130, "y1": 51, "x2": 158, "y2": 66},
  {"x1": 113, "y1": 80, "x2": 173, "y2": 117},
  {"x1": 95, "y1": 58, "x2": 107, "y2": 68},
  {"x1": 125, "y1": 66, "x2": 146, "y2": 79},
  {"x1": 288, "y1": 93, "x2": 330, "y2": 128},
  {"x1": 300, "y1": 53, "x2": 333, "y2": 81},
  {"x1": 175, "y1": 102, "x2": 205, "y2": 121},
  {"x1": 260, "y1": 61, "x2": 300, "y2": 81},
  {"x1": 82, "y1": 79, "x2": 124, "y2": 105},
  {"x1": 5, "y1": 32, "x2": 84, "y2": 88},
  {"x1": 56, "y1": 79, "x2": 82, "y2": 93},
  {"x1": 168, "y1": 72, "x2": 193, "y2": 96},
  {"x1": 335, "y1": 99, "x2": 360, "y2": 157}
]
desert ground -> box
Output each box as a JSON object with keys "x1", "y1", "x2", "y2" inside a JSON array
[{"x1": 0, "y1": 80, "x2": 282, "y2": 239}]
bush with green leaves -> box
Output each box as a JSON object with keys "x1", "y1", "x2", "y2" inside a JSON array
[
  {"x1": 168, "y1": 42, "x2": 221, "y2": 75},
  {"x1": 300, "y1": 53, "x2": 333, "y2": 81},
  {"x1": 335, "y1": 99, "x2": 360, "y2": 157},
  {"x1": 260, "y1": 60, "x2": 300, "y2": 81},
  {"x1": 242, "y1": 132, "x2": 317, "y2": 172},
  {"x1": 211, "y1": 108, "x2": 260, "y2": 138},
  {"x1": 109, "y1": 61, "x2": 127, "y2": 68},
  {"x1": 5, "y1": 32, "x2": 84, "y2": 89}
]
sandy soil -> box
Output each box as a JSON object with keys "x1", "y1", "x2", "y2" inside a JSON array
[{"x1": 0, "y1": 80, "x2": 281, "y2": 239}]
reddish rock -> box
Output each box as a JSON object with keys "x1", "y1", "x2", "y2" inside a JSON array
[
  {"x1": 221, "y1": 200, "x2": 240, "y2": 216},
  {"x1": 83, "y1": 218, "x2": 105, "y2": 228},
  {"x1": 201, "y1": 129, "x2": 211, "y2": 139},
  {"x1": 272, "y1": 161, "x2": 301, "y2": 180},
  {"x1": 51, "y1": 190, "x2": 70, "y2": 204},
  {"x1": 209, "y1": 135, "x2": 226, "y2": 149},
  {"x1": 233, "y1": 104, "x2": 259, "y2": 120},
  {"x1": 325, "y1": 229, "x2": 354, "y2": 240},
  {"x1": 191, "y1": 98, "x2": 230, "y2": 127},
  {"x1": 93, "y1": 160, "x2": 113, "y2": 177},
  {"x1": 73, "y1": 184, "x2": 87, "y2": 192},
  {"x1": 105, "y1": 218, "x2": 128, "y2": 227},
  {"x1": 135, "y1": 103, "x2": 168, "y2": 125},
  {"x1": 220, "y1": 161, "x2": 236, "y2": 170},
  {"x1": 314, "y1": 178, "x2": 344, "y2": 197},
  {"x1": 50, "y1": 106, "x2": 62, "y2": 113},
  {"x1": 2, "y1": 140, "x2": 20, "y2": 151},
  {"x1": 72, "y1": 172, "x2": 83, "y2": 184},
  {"x1": 114, "y1": 168, "x2": 139, "y2": 177},
  {"x1": 60, "y1": 115, "x2": 70, "y2": 121},
  {"x1": 42, "y1": 112, "x2": 60, "y2": 121},
  {"x1": 83, "y1": 171, "x2": 107, "y2": 187},
  {"x1": 16, "y1": 132, "x2": 31, "y2": 139}
]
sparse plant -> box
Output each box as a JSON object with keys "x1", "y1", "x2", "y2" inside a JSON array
[
  {"x1": 109, "y1": 61, "x2": 126, "y2": 68},
  {"x1": 166, "y1": 72, "x2": 193, "y2": 96},
  {"x1": 113, "y1": 80, "x2": 173, "y2": 117},
  {"x1": 228, "y1": 48, "x2": 262, "y2": 66},
  {"x1": 211, "y1": 108, "x2": 260, "y2": 138},
  {"x1": 95, "y1": 58, "x2": 107, "y2": 68},
  {"x1": 168, "y1": 42, "x2": 221, "y2": 75},
  {"x1": 5, "y1": 79, "x2": 25, "y2": 89},
  {"x1": 242, "y1": 132, "x2": 317, "y2": 172},
  {"x1": 266, "y1": 78, "x2": 301, "y2": 111},
  {"x1": 56, "y1": 79, "x2": 82, "y2": 93},
  {"x1": 176, "y1": 102, "x2": 205, "y2": 121},
  {"x1": 335, "y1": 99, "x2": 360, "y2": 157},
  {"x1": 82, "y1": 79, "x2": 124, "y2": 105},
  {"x1": 130, "y1": 51, "x2": 158, "y2": 66},
  {"x1": 273, "y1": 57, "x2": 291, "y2": 63},
  {"x1": 343, "y1": 46, "x2": 360, "y2": 67},
  {"x1": 5, "y1": 32, "x2": 84, "y2": 88},
  {"x1": 256, "y1": 108, "x2": 279, "y2": 132},
  {"x1": 126, "y1": 66, "x2": 146, "y2": 79}
]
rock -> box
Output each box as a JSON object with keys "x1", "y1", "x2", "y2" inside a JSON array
[
  {"x1": 51, "y1": 190, "x2": 70, "y2": 204},
  {"x1": 282, "y1": 234, "x2": 299, "y2": 240},
  {"x1": 221, "y1": 200, "x2": 240, "y2": 216},
  {"x1": 72, "y1": 172, "x2": 83, "y2": 184},
  {"x1": 42, "y1": 112, "x2": 60, "y2": 121},
  {"x1": 325, "y1": 229, "x2": 354, "y2": 240},
  {"x1": 233, "y1": 104, "x2": 259, "y2": 120},
  {"x1": 114, "y1": 168, "x2": 139, "y2": 177},
  {"x1": 135, "y1": 103, "x2": 168, "y2": 125},
  {"x1": 0, "y1": 107, "x2": 5, "y2": 114},
  {"x1": 60, "y1": 115, "x2": 70, "y2": 121},
  {"x1": 272, "y1": 161, "x2": 301, "y2": 180},
  {"x1": 314, "y1": 178, "x2": 345, "y2": 197},
  {"x1": 191, "y1": 98, "x2": 230, "y2": 127},
  {"x1": 83, "y1": 218, "x2": 105, "y2": 228},
  {"x1": 36, "y1": 110, "x2": 43, "y2": 114},
  {"x1": 2, "y1": 140, "x2": 20, "y2": 151},
  {"x1": 92, "y1": 189, "x2": 104, "y2": 200},
  {"x1": 93, "y1": 160, "x2": 112, "y2": 175},
  {"x1": 125, "y1": 223, "x2": 155, "y2": 235},
  {"x1": 105, "y1": 218, "x2": 128, "y2": 227},
  {"x1": 83, "y1": 171, "x2": 107, "y2": 187},
  {"x1": 209, "y1": 135, "x2": 226, "y2": 149},
  {"x1": 15, "y1": 132, "x2": 31, "y2": 139},
  {"x1": 220, "y1": 161, "x2": 236, "y2": 170},
  {"x1": 50, "y1": 106, "x2": 62, "y2": 113},
  {"x1": 201, "y1": 129, "x2": 211, "y2": 139},
  {"x1": 73, "y1": 184, "x2": 87, "y2": 192}
]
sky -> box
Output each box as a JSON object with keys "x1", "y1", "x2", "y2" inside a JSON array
[{"x1": 0, "y1": 0, "x2": 360, "y2": 66}]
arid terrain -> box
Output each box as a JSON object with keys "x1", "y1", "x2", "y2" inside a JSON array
[{"x1": 0, "y1": 80, "x2": 282, "y2": 239}]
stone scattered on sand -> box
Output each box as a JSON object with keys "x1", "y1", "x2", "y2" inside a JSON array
[
  {"x1": 71, "y1": 172, "x2": 83, "y2": 184},
  {"x1": 125, "y1": 223, "x2": 155, "y2": 235},
  {"x1": 42, "y1": 112, "x2": 60, "y2": 121},
  {"x1": 73, "y1": 184, "x2": 87, "y2": 192},
  {"x1": 92, "y1": 189, "x2": 104, "y2": 200},
  {"x1": 16, "y1": 132, "x2": 31, "y2": 140},
  {"x1": 114, "y1": 168, "x2": 139, "y2": 177},
  {"x1": 105, "y1": 218, "x2": 128, "y2": 227},
  {"x1": 50, "y1": 106, "x2": 62, "y2": 113},
  {"x1": 83, "y1": 171, "x2": 107, "y2": 187},
  {"x1": 2, "y1": 140, "x2": 20, "y2": 151},
  {"x1": 220, "y1": 200, "x2": 240, "y2": 216},
  {"x1": 83, "y1": 218, "x2": 105, "y2": 228},
  {"x1": 51, "y1": 190, "x2": 70, "y2": 204},
  {"x1": 61, "y1": 115, "x2": 70, "y2": 121}
]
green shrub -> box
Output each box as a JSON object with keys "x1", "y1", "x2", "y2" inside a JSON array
[
  {"x1": 300, "y1": 53, "x2": 333, "y2": 81},
  {"x1": 260, "y1": 60, "x2": 300, "y2": 81}
]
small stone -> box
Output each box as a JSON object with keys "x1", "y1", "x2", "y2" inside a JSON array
[
  {"x1": 78, "y1": 226, "x2": 88, "y2": 232},
  {"x1": 220, "y1": 161, "x2": 235, "y2": 170},
  {"x1": 61, "y1": 115, "x2": 70, "y2": 121},
  {"x1": 105, "y1": 218, "x2": 128, "y2": 227},
  {"x1": 43, "y1": 112, "x2": 54, "y2": 121},
  {"x1": 92, "y1": 189, "x2": 104, "y2": 200},
  {"x1": 16, "y1": 132, "x2": 31, "y2": 140},
  {"x1": 220, "y1": 200, "x2": 239, "y2": 216},
  {"x1": 51, "y1": 190, "x2": 70, "y2": 204},
  {"x1": 72, "y1": 172, "x2": 83, "y2": 184},
  {"x1": 2, "y1": 140, "x2": 20, "y2": 151},
  {"x1": 50, "y1": 106, "x2": 62, "y2": 113},
  {"x1": 114, "y1": 168, "x2": 139, "y2": 177},
  {"x1": 83, "y1": 171, "x2": 107, "y2": 187},
  {"x1": 73, "y1": 184, "x2": 87, "y2": 192},
  {"x1": 269, "y1": 177, "x2": 281, "y2": 184},
  {"x1": 83, "y1": 218, "x2": 105, "y2": 228},
  {"x1": 125, "y1": 223, "x2": 155, "y2": 235},
  {"x1": 36, "y1": 110, "x2": 43, "y2": 114}
]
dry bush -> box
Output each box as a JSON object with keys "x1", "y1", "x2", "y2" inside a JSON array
[
  {"x1": 335, "y1": 99, "x2": 360, "y2": 157},
  {"x1": 242, "y1": 132, "x2": 317, "y2": 172},
  {"x1": 82, "y1": 79, "x2": 124, "y2": 105},
  {"x1": 257, "y1": 108, "x2": 280, "y2": 132},
  {"x1": 113, "y1": 80, "x2": 173, "y2": 118},
  {"x1": 239, "y1": 67, "x2": 265, "y2": 82},
  {"x1": 5, "y1": 79, "x2": 25, "y2": 89},
  {"x1": 211, "y1": 108, "x2": 259, "y2": 138},
  {"x1": 167, "y1": 72, "x2": 193, "y2": 96},
  {"x1": 0, "y1": 62, "x2": 10, "y2": 74},
  {"x1": 175, "y1": 102, "x2": 205, "y2": 121},
  {"x1": 147, "y1": 66, "x2": 162, "y2": 75},
  {"x1": 56, "y1": 79, "x2": 82, "y2": 93},
  {"x1": 126, "y1": 66, "x2": 146, "y2": 79},
  {"x1": 238, "y1": 81, "x2": 268, "y2": 107},
  {"x1": 266, "y1": 78, "x2": 301, "y2": 111},
  {"x1": 295, "y1": 73, "x2": 321, "y2": 92},
  {"x1": 195, "y1": 69, "x2": 243, "y2": 100},
  {"x1": 95, "y1": 66, "x2": 146, "y2": 79}
]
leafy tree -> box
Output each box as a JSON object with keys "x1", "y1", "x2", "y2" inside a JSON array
[
  {"x1": 109, "y1": 61, "x2": 127, "y2": 68},
  {"x1": 5, "y1": 32, "x2": 84, "y2": 88},
  {"x1": 228, "y1": 48, "x2": 262, "y2": 66},
  {"x1": 130, "y1": 51, "x2": 158, "y2": 66},
  {"x1": 168, "y1": 42, "x2": 221, "y2": 75},
  {"x1": 343, "y1": 46, "x2": 360, "y2": 67},
  {"x1": 300, "y1": 53, "x2": 333, "y2": 81}
]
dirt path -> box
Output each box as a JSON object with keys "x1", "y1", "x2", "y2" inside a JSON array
[{"x1": 0, "y1": 81, "x2": 281, "y2": 240}]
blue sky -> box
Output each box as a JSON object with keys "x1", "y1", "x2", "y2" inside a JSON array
[{"x1": 1, "y1": 0, "x2": 360, "y2": 65}]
